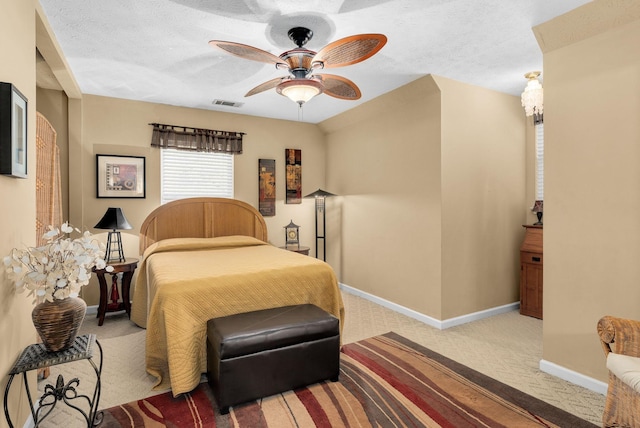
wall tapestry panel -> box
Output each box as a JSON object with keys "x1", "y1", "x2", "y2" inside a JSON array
[
  {"x1": 285, "y1": 149, "x2": 301, "y2": 204},
  {"x1": 259, "y1": 158, "x2": 276, "y2": 216}
]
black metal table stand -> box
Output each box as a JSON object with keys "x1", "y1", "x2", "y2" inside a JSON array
[{"x1": 3, "y1": 334, "x2": 103, "y2": 427}]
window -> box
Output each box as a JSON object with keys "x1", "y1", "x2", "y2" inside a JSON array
[
  {"x1": 535, "y1": 123, "x2": 544, "y2": 200},
  {"x1": 161, "y1": 149, "x2": 233, "y2": 204}
]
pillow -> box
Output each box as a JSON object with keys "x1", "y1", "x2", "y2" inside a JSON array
[{"x1": 607, "y1": 352, "x2": 640, "y2": 393}]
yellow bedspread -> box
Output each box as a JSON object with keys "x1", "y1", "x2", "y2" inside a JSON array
[{"x1": 130, "y1": 236, "x2": 344, "y2": 396}]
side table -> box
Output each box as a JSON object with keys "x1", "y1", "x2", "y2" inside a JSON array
[
  {"x1": 279, "y1": 245, "x2": 310, "y2": 256},
  {"x1": 520, "y1": 225, "x2": 543, "y2": 319},
  {"x1": 3, "y1": 334, "x2": 103, "y2": 428},
  {"x1": 93, "y1": 258, "x2": 138, "y2": 326}
]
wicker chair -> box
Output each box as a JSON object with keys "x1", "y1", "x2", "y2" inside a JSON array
[{"x1": 597, "y1": 316, "x2": 640, "y2": 427}]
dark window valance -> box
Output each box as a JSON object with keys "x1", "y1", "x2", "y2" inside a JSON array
[{"x1": 150, "y1": 123, "x2": 244, "y2": 154}]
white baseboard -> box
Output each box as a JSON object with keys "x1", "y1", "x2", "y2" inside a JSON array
[
  {"x1": 339, "y1": 283, "x2": 607, "y2": 396},
  {"x1": 23, "y1": 407, "x2": 36, "y2": 428},
  {"x1": 539, "y1": 359, "x2": 608, "y2": 396},
  {"x1": 85, "y1": 305, "x2": 98, "y2": 316},
  {"x1": 439, "y1": 301, "x2": 521, "y2": 329},
  {"x1": 339, "y1": 283, "x2": 519, "y2": 330}
]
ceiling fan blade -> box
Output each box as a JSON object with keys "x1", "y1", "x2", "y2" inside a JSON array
[
  {"x1": 318, "y1": 74, "x2": 361, "y2": 100},
  {"x1": 312, "y1": 34, "x2": 387, "y2": 68},
  {"x1": 209, "y1": 40, "x2": 288, "y2": 67},
  {"x1": 245, "y1": 77, "x2": 286, "y2": 97}
]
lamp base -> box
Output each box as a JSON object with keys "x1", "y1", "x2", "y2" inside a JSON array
[
  {"x1": 533, "y1": 212, "x2": 543, "y2": 226},
  {"x1": 105, "y1": 230, "x2": 126, "y2": 263}
]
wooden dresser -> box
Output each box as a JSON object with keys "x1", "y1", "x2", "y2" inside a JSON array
[{"x1": 520, "y1": 225, "x2": 543, "y2": 319}]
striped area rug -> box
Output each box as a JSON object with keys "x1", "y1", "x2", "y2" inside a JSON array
[{"x1": 99, "y1": 332, "x2": 597, "y2": 427}]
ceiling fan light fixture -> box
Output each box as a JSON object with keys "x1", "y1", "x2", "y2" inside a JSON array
[
  {"x1": 210, "y1": 28, "x2": 386, "y2": 105},
  {"x1": 277, "y1": 79, "x2": 324, "y2": 106}
]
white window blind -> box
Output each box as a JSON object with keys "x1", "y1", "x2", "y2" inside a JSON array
[
  {"x1": 161, "y1": 149, "x2": 233, "y2": 205},
  {"x1": 535, "y1": 123, "x2": 544, "y2": 201}
]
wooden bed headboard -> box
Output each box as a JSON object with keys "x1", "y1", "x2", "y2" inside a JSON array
[{"x1": 139, "y1": 197, "x2": 268, "y2": 254}]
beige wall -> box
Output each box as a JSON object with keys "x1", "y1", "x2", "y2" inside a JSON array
[
  {"x1": 436, "y1": 76, "x2": 525, "y2": 319},
  {"x1": 0, "y1": 1, "x2": 39, "y2": 426},
  {"x1": 321, "y1": 75, "x2": 443, "y2": 317},
  {"x1": 536, "y1": 1, "x2": 640, "y2": 382},
  {"x1": 320, "y1": 74, "x2": 525, "y2": 320},
  {"x1": 74, "y1": 95, "x2": 327, "y2": 305}
]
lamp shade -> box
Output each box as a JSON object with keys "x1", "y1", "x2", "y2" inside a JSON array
[
  {"x1": 532, "y1": 200, "x2": 543, "y2": 213},
  {"x1": 94, "y1": 207, "x2": 133, "y2": 231},
  {"x1": 304, "y1": 189, "x2": 337, "y2": 199},
  {"x1": 521, "y1": 71, "x2": 543, "y2": 117},
  {"x1": 277, "y1": 79, "x2": 324, "y2": 106},
  {"x1": 531, "y1": 200, "x2": 543, "y2": 226}
]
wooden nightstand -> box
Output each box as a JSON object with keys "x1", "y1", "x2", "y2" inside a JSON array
[
  {"x1": 520, "y1": 225, "x2": 542, "y2": 319},
  {"x1": 279, "y1": 245, "x2": 310, "y2": 256},
  {"x1": 93, "y1": 258, "x2": 138, "y2": 326}
]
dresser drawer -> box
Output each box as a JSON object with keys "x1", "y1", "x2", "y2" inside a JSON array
[{"x1": 521, "y1": 251, "x2": 543, "y2": 265}]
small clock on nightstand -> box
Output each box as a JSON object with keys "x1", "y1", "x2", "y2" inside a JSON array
[
  {"x1": 281, "y1": 220, "x2": 308, "y2": 255},
  {"x1": 284, "y1": 220, "x2": 300, "y2": 246}
]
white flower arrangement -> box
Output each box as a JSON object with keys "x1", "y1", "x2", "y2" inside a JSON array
[{"x1": 3, "y1": 222, "x2": 113, "y2": 303}]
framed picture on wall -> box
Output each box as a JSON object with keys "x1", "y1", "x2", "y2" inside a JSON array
[
  {"x1": 285, "y1": 148, "x2": 301, "y2": 204},
  {"x1": 258, "y1": 158, "x2": 276, "y2": 216},
  {"x1": 96, "y1": 154, "x2": 146, "y2": 198},
  {"x1": 0, "y1": 82, "x2": 28, "y2": 178}
]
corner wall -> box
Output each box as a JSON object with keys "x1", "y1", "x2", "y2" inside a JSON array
[
  {"x1": 436, "y1": 76, "x2": 525, "y2": 319},
  {"x1": 0, "y1": 1, "x2": 39, "y2": 426},
  {"x1": 321, "y1": 75, "x2": 443, "y2": 317},
  {"x1": 535, "y1": 1, "x2": 640, "y2": 382},
  {"x1": 320, "y1": 74, "x2": 525, "y2": 321}
]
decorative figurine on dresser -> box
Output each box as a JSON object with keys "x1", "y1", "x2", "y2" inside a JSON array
[{"x1": 520, "y1": 223, "x2": 543, "y2": 319}]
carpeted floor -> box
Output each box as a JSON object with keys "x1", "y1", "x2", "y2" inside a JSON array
[
  {"x1": 35, "y1": 290, "x2": 606, "y2": 427},
  {"x1": 98, "y1": 332, "x2": 597, "y2": 427}
]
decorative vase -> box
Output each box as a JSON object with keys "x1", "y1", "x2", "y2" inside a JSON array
[{"x1": 32, "y1": 297, "x2": 87, "y2": 352}]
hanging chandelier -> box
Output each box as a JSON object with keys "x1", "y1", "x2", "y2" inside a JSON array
[{"x1": 521, "y1": 71, "x2": 543, "y2": 122}]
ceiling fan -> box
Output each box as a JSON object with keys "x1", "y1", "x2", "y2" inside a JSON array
[{"x1": 209, "y1": 27, "x2": 387, "y2": 106}]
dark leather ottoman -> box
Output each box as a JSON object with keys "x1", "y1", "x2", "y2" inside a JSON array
[{"x1": 206, "y1": 304, "x2": 340, "y2": 414}]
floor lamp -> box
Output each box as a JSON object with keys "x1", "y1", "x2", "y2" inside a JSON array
[{"x1": 304, "y1": 189, "x2": 336, "y2": 261}]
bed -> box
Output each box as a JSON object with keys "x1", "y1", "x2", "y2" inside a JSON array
[{"x1": 130, "y1": 197, "x2": 344, "y2": 396}]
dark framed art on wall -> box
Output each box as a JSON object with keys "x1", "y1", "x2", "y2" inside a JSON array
[
  {"x1": 285, "y1": 148, "x2": 301, "y2": 204},
  {"x1": 96, "y1": 154, "x2": 146, "y2": 198},
  {"x1": 0, "y1": 82, "x2": 28, "y2": 178},
  {"x1": 259, "y1": 158, "x2": 276, "y2": 216}
]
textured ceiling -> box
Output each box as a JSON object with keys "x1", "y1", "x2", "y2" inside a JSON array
[{"x1": 38, "y1": 0, "x2": 591, "y2": 124}]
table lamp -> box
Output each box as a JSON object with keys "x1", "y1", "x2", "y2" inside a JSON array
[
  {"x1": 94, "y1": 207, "x2": 133, "y2": 263},
  {"x1": 532, "y1": 200, "x2": 543, "y2": 225}
]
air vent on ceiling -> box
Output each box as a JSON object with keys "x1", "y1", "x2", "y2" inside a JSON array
[{"x1": 212, "y1": 99, "x2": 244, "y2": 108}]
